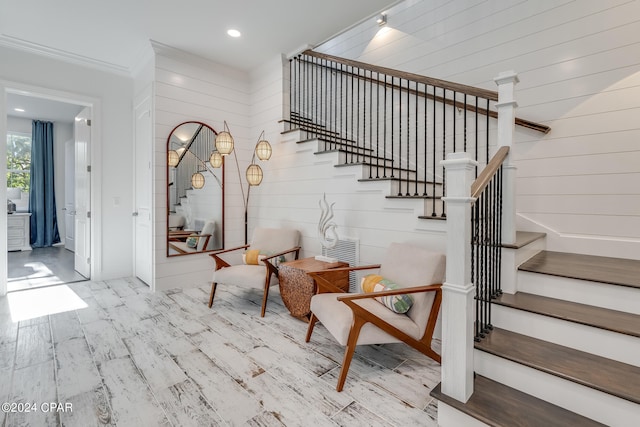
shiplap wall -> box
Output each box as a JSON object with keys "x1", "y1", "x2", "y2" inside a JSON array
[
  {"x1": 151, "y1": 46, "x2": 252, "y2": 290},
  {"x1": 308, "y1": 0, "x2": 640, "y2": 259},
  {"x1": 249, "y1": 56, "x2": 448, "y2": 265}
]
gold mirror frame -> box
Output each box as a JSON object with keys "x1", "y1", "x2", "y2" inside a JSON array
[{"x1": 166, "y1": 121, "x2": 224, "y2": 256}]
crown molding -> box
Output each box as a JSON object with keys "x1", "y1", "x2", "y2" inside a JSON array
[{"x1": 0, "y1": 34, "x2": 131, "y2": 77}]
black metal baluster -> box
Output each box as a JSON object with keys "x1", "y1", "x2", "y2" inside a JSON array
[
  {"x1": 497, "y1": 166, "x2": 503, "y2": 297},
  {"x1": 350, "y1": 66, "x2": 354, "y2": 164},
  {"x1": 406, "y1": 78, "x2": 410, "y2": 196},
  {"x1": 463, "y1": 93, "x2": 467, "y2": 152},
  {"x1": 431, "y1": 85, "x2": 436, "y2": 216},
  {"x1": 414, "y1": 80, "x2": 418, "y2": 196},
  {"x1": 288, "y1": 59, "x2": 293, "y2": 127},
  {"x1": 453, "y1": 91, "x2": 457, "y2": 153},
  {"x1": 383, "y1": 74, "x2": 388, "y2": 178},
  {"x1": 369, "y1": 70, "x2": 373, "y2": 178},
  {"x1": 397, "y1": 77, "x2": 402, "y2": 194},
  {"x1": 328, "y1": 61, "x2": 334, "y2": 149},
  {"x1": 376, "y1": 72, "x2": 380, "y2": 178},
  {"x1": 390, "y1": 76, "x2": 395, "y2": 178},
  {"x1": 486, "y1": 99, "x2": 490, "y2": 166},
  {"x1": 423, "y1": 83, "x2": 428, "y2": 196},
  {"x1": 356, "y1": 67, "x2": 361, "y2": 163},
  {"x1": 475, "y1": 96, "x2": 479, "y2": 176}
]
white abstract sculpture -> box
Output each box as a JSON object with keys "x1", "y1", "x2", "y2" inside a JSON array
[{"x1": 316, "y1": 193, "x2": 339, "y2": 262}]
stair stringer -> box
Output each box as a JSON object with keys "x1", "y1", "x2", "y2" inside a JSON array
[
  {"x1": 271, "y1": 128, "x2": 448, "y2": 262},
  {"x1": 516, "y1": 213, "x2": 640, "y2": 261},
  {"x1": 282, "y1": 128, "x2": 448, "y2": 223}
]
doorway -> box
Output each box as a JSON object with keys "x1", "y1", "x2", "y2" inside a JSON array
[{"x1": 4, "y1": 91, "x2": 92, "y2": 292}]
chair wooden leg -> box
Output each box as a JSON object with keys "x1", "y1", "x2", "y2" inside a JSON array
[
  {"x1": 260, "y1": 282, "x2": 270, "y2": 317},
  {"x1": 208, "y1": 282, "x2": 217, "y2": 308},
  {"x1": 305, "y1": 313, "x2": 318, "y2": 343},
  {"x1": 336, "y1": 316, "x2": 366, "y2": 392}
]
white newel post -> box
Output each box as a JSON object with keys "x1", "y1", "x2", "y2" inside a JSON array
[
  {"x1": 494, "y1": 71, "x2": 519, "y2": 294},
  {"x1": 440, "y1": 152, "x2": 477, "y2": 403},
  {"x1": 493, "y1": 70, "x2": 518, "y2": 246}
]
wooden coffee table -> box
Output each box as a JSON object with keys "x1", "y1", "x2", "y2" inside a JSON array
[{"x1": 278, "y1": 257, "x2": 349, "y2": 320}]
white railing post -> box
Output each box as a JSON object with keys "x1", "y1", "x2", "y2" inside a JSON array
[
  {"x1": 493, "y1": 70, "x2": 518, "y2": 246},
  {"x1": 494, "y1": 71, "x2": 519, "y2": 294},
  {"x1": 440, "y1": 152, "x2": 477, "y2": 403}
]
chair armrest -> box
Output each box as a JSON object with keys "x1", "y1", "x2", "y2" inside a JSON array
[
  {"x1": 307, "y1": 264, "x2": 381, "y2": 294},
  {"x1": 208, "y1": 245, "x2": 247, "y2": 270},
  {"x1": 308, "y1": 264, "x2": 381, "y2": 276},
  {"x1": 262, "y1": 246, "x2": 302, "y2": 262},
  {"x1": 209, "y1": 244, "x2": 250, "y2": 256},
  {"x1": 337, "y1": 284, "x2": 442, "y2": 301},
  {"x1": 262, "y1": 246, "x2": 302, "y2": 277}
]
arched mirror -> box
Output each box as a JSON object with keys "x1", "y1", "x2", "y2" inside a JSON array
[{"x1": 166, "y1": 121, "x2": 224, "y2": 256}]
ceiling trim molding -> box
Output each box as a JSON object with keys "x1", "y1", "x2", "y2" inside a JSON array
[{"x1": 0, "y1": 34, "x2": 131, "y2": 77}]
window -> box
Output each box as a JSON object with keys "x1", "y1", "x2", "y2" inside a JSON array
[{"x1": 6, "y1": 132, "x2": 31, "y2": 192}]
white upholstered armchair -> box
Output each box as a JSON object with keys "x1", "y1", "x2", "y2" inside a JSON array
[
  {"x1": 306, "y1": 242, "x2": 445, "y2": 391},
  {"x1": 208, "y1": 227, "x2": 301, "y2": 317}
]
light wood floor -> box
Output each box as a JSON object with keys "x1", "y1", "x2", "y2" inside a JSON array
[{"x1": 0, "y1": 277, "x2": 440, "y2": 426}]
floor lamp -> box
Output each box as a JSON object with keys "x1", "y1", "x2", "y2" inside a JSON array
[{"x1": 215, "y1": 123, "x2": 272, "y2": 244}]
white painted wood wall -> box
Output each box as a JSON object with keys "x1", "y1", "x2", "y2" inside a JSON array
[
  {"x1": 150, "y1": 45, "x2": 252, "y2": 290},
  {"x1": 312, "y1": 0, "x2": 640, "y2": 259}
]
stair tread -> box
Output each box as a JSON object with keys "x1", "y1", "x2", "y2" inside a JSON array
[
  {"x1": 501, "y1": 231, "x2": 545, "y2": 249},
  {"x1": 430, "y1": 375, "x2": 605, "y2": 427},
  {"x1": 519, "y1": 250, "x2": 640, "y2": 289},
  {"x1": 495, "y1": 292, "x2": 640, "y2": 338},
  {"x1": 475, "y1": 327, "x2": 640, "y2": 404}
]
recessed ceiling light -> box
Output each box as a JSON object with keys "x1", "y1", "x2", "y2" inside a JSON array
[
  {"x1": 227, "y1": 29, "x2": 241, "y2": 38},
  {"x1": 14, "y1": 108, "x2": 25, "y2": 112}
]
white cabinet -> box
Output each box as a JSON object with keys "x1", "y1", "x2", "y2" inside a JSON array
[{"x1": 7, "y1": 213, "x2": 32, "y2": 251}]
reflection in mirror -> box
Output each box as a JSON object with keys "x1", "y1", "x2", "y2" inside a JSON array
[{"x1": 167, "y1": 121, "x2": 224, "y2": 256}]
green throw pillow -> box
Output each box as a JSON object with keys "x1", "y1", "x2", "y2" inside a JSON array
[
  {"x1": 186, "y1": 234, "x2": 199, "y2": 248},
  {"x1": 360, "y1": 274, "x2": 414, "y2": 314}
]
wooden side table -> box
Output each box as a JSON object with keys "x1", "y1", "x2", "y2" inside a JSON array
[{"x1": 278, "y1": 257, "x2": 349, "y2": 320}]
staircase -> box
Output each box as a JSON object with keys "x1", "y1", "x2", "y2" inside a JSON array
[
  {"x1": 432, "y1": 240, "x2": 640, "y2": 426},
  {"x1": 284, "y1": 50, "x2": 639, "y2": 425}
]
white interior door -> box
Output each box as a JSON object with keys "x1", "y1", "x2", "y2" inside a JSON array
[
  {"x1": 74, "y1": 107, "x2": 91, "y2": 278},
  {"x1": 133, "y1": 93, "x2": 153, "y2": 286},
  {"x1": 64, "y1": 140, "x2": 75, "y2": 252}
]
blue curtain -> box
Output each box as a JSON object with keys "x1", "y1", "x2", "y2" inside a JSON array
[{"x1": 29, "y1": 120, "x2": 60, "y2": 247}]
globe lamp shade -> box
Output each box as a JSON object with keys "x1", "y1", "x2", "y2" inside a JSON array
[
  {"x1": 255, "y1": 139, "x2": 272, "y2": 161},
  {"x1": 168, "y1": 150, "x2": 180, "y2": 167},
  {"x1": 215, "y1": 131, "x2": 234, "y2": 155},
  {"x1": 191, "y1": 172, "x2": 205, "y2": 189},
  {"x1": 209, "y1": 151, "x2": 223, "y2": 168},
  {"x1": 246, "y1": 164, "x2": 263, "y2": 186}
]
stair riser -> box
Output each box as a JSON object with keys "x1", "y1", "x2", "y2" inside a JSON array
[
  {"x1": 437, "y1": 402, "x2": 490, "y2": 427},
  {"x1": 492, "y1": 305, "x2": 640, "y2": 367},
  {"x1": 518, "y1": 271, "x2": 640, "y2": 315},
  {"x1": 339, "y1": 155, "x2": 395, "y2": 169},
  {"x1": 422, "y1": 198, "x2": 445, "y2": 217},
  {"x1": 475, "y1": 350, "x2": 640, "y2": 426},
  {"x1": 317, "y1": 140, "x2": 371, "y2": 155}
]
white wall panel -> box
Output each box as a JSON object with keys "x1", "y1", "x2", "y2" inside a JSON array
[{"x1": 313, "y1": 0, "x2": 640, "y2": 258}]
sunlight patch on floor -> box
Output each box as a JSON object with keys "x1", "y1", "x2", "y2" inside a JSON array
[{"x1": 7, "y1": 284, "x2": 88, "y2": 322}]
